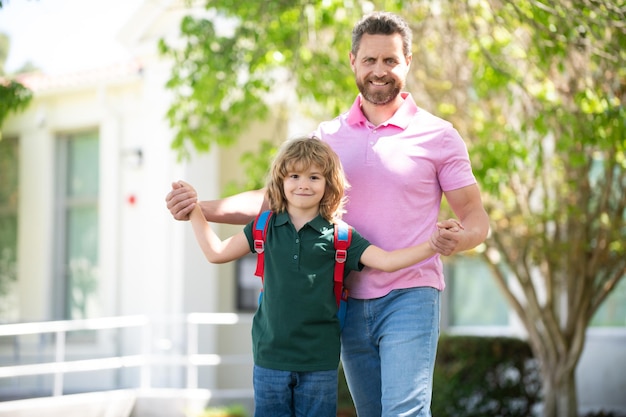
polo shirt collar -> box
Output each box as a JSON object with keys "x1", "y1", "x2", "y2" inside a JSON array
[
  {"x1": 273, "y1": 211, "x2": 333, "y2": 234},
  {"x1": 346, "y1": 92, "x2": 418, "y2": 129},
  {"x1": 273, "y1": 211, "x2": 291, "y2": 226},
  {"x1": 308, "y1": 215, "x2": 334, "y2": 234}
]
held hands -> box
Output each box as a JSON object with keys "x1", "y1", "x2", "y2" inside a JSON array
[
  {"x1": 165, "y1": 181, "x2": 198, "y2": 220},
  {"x1": 429, "y1": 219, "x2": 464, "y2": 256}
]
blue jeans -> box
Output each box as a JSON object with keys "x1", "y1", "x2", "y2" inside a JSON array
[
  {"x1": 253, "y1": 365, "x2": 338, "y2": 417},
  {"x1": 340, "y1": 287, "x2": 440, "y2": 417}
]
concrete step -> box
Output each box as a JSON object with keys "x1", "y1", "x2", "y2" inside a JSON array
[
  {"x1": 0, "y1": 390, "x2": 136, "y2": 417},
  {"x1": 0, "y1": 388, "x2": 255, "y2": 417}
]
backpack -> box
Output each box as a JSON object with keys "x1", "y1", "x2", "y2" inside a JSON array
[{"x1": 252, "y1": 210, "x2": 352, "y2": 330}]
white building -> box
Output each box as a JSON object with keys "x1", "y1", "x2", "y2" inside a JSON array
[{"x1": 0, "y1": 1, "x2": 624, "y2": 415}]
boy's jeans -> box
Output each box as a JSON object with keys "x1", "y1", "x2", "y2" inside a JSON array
[
  {"x1": 341, "y1": 287, "x2": 441, "y2": 417},
  {"x1": 253, "y1": 365, "x2": 337, "y2": 417}
]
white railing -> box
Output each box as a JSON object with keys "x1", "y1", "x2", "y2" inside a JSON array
[{"x1": 0, "y1": 313, "x2": 253, "y2": 398}]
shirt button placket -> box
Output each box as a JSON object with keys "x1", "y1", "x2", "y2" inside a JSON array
[
  {"x1": 293, "y1": 237, "x2": 300, "y2": 265},
  {"x1": 366, "y1": 126, "x2": 378, "y2": 165}
]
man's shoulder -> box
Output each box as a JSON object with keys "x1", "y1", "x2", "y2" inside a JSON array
[
  {"x1": 316, "y1": 96, "x2": 362, "y2": 131},
  {"x1": 315, "y1": 110, "x2": 359, "y2": 137},
  {"x1": 414, "y1": 107, "x2": 454, "y2": 128}
]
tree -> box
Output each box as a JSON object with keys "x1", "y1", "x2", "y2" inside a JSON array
[
  {"x1": 158, "y1": 1, "x2": 364, "y2": 163},
  {"x1": 161, "y1": 1, "x2": 626, "y2": 416},
  {"x1": 469, "y1": 2, "x2": 625, "y2": 416},
  {"x1": 0, "y1": 24, "x2": 32, "y2": 311},
  {"x1": 0, "y1": 31, "x2": 33, "y2": 131},
  {"x1": 0, "y1": 79, "x2": 32, "y2": 129}
]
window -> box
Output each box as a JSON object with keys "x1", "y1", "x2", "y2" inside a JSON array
[
  {"x1": 55, "y1": 131, "x2": 100, "y2": 319},
  {"x1": 590, "y1": 277, "x2": 626, "y2": 327},
  {"x1": 588, "y1": 156, "x2": 626, "y2": 327},
  {"x1": 236, "y1": 254, "x2": 262, "y2": 312},
  {"x1": 0, "y1": 137, "x2": 19, "y2": 321},
  {"x1": 445, "y1": 255, "x2": 509, "y2": 327}
]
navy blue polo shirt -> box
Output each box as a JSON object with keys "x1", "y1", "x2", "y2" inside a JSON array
[{"x1": 244, "y1": 211, "x2": 370, "y2": 372}]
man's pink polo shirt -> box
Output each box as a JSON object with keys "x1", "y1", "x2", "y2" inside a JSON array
[{"x1": 314, "y1": 93, "x2": 477, "y2": 299}]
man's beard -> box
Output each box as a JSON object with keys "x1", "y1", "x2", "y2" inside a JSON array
[{"x1": 356, "y1": 76, "x2": 402, "y2": 105}]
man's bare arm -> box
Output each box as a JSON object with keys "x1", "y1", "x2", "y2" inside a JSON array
[
  {"x1": 432, "y1": 184, "x2": 489, "y2": 256},
  {"x1": 199, "y1": 188, "x2": 268, "y2": 224},
  {"x1": 166, "y1": 181, "x2": 268, "y2": 225}
]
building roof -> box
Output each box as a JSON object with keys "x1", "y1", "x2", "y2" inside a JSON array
[{"x1": 13, "y1": 60, "x2": 144, "y2": 94}]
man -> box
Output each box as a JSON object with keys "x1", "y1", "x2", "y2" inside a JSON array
[{"x1": 166, "y1": 11, "x2": 489, "y2": 417}]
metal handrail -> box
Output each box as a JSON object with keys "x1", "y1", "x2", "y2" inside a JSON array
[
  {"x1": 0, "y1": 313, "x2": 253, "y2": 398},
  {"x1": 185, "y1": 313, "x2": 253, "y2": 389},
  {"x1": 0, "y1": 315, "x2": 149, "y2": 337}
]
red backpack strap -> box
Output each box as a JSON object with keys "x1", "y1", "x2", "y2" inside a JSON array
[
  {"x1": 253, "y1": 211, "x2": 273, "y2": 281},
  {"x1": 333, "y1": 221, "x2": 352, "y2": 306}
]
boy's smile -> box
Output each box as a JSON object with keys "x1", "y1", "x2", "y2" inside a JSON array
[{"x1": 283, "y1": 163, "x2": 326, "y2": 213}]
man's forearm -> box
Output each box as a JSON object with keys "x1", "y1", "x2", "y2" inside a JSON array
[
  {"x1": 200, "y1": 189, "x2": 267, "y2": 224},
  {"x1": 457, "y1": 209, "x2": 490, "y2": 253}
]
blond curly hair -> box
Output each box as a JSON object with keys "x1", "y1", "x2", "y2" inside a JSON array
[{"x1": 266, "y1": 136, "x2": 349, "y2": 222}]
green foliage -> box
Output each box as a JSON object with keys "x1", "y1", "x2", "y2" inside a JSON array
[
  {"x1": 1, "y1": 23, "x2": 33, "y2": 127},
  {"x1": 161, "y1": 2, "x2": 624, "y2": 414},
  {"x1": 162, "y1": 0, "x2": 626, "y2": 295},
  {"x1": 160, "y1": 0, "x2": 406, "y2": 160},
  {"x1": 222, "y1": 139, "x2": 277, "y2": 196},
  {"x1": 0, "y1": 80, "x2": 32, "y2": 129},
  {"x1": 464, "y1": 0, "x2": 625, "y2": 319},
  {"x1": 432, "y1": 335, "x2": 541, "y2": 417},
  {"x1": 0, "y1": 137, "x2": 18, "y2": 304}
]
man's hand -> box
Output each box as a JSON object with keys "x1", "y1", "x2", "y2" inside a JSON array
[
  {"x1": 165, "y1": 181, "x2": 197, "y2": 221},
  {"x1": 429, "y1": 219, "x2": 464, "y2": 256}
]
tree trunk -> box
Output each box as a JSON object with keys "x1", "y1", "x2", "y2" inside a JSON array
[{"x1": 539, "y1": 361, "x2": 578, "y2": 417}]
